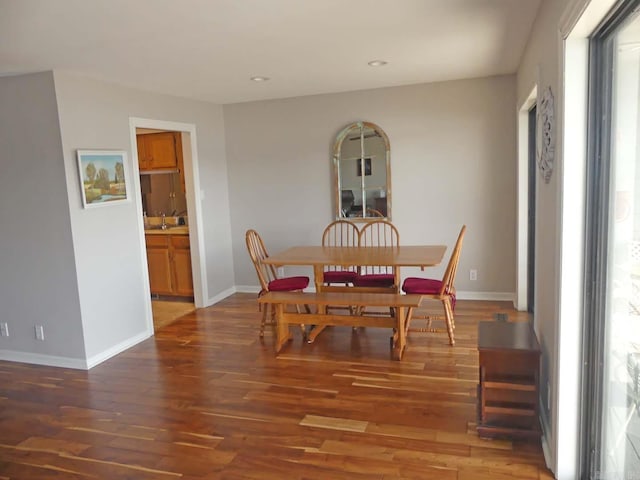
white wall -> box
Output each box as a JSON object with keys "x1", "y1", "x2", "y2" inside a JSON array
[
  {"x1": 53, "y1": 71, "x2": 234, "y2": 362},
  {"x1": 0, "y1": 72, "x2": 86, "y2": 365},
  {"x1": 224, "y1": 76, "x2": 517, "y2": 299}
]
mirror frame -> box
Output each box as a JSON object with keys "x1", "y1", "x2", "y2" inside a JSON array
[{"x1": 333, "y1": 121, "x2": 391, "y2": 221}]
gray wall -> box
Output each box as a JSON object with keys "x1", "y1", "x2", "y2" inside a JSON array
[
  {"x1": 53, "y1": 71, "x2": 234, "y2": 360},
  {"x1": 225, "y1": 76, "x2": 517, "y2": 297},
  {"x1": 0, "y1": 72, "x2": 86, "y2": 362}
]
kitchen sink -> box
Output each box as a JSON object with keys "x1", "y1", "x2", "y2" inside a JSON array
[{"x1": 145, "y1": 224, "x2": 185, "y2": 231}]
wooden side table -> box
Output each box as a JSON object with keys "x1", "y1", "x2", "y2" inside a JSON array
[{"x1": 477, "y1": 321, "x2": 541, "y2": 439}]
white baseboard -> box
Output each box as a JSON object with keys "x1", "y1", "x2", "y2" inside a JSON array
[
  {"x1": 85, "y1": 330, "x2": 152, "y2": 369},
  {"x1": 0, "y1": 331, "x2": 153, "y2": 370},
  {"x1": 539, "y1": 402, "x2": 554, "y2": 473},
  {"x1": 235, "y1": 285, "x2": 261, "y2": 294},
  {"x1": 456, "y1": 291, "x2": 515, "y2": 302},
  {"x1": 0, "y1": 349, "x2": 88, "y2": 370},
  {"x1": 206, "y1": 286, "x2": 237, "y2": 306}
]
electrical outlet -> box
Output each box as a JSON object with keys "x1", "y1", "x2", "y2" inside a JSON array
[
  {"x1": 0, "y1": 322, "x2": 8, "y2": 337},
  {"x1": 470, "y1": 269, "x2": 478, "y2": 281},
  {"x1": 35, "y1": 325, "x2": 45, "y2": 341}
]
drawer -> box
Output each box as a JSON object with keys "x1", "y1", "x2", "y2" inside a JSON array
[
  {"x1": 171, "y1": 235, "x2": 191, "y2": 249},
  {"x1": 145, "y1": 235, "x2": 170, "y2": 248}
]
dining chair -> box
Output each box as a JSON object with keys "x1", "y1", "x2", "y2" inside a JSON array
[
  {"x1": 354, "y1": 220, "x2": 400, "y2": 288},
  {"x1": 401, "y1": 225, "x2": 466, "y2": 345},
  {"x1": 366, "y1": 208, "x2": 385, "y2": 218},
  {"x1": 322, "y1": 220, "x2": 359, "y2": 285},
  {"x1": 245, "y1": 229, "x2": 309, "y2": 337},
  {"x1": 354, "y1": 220, "x2": 399, "y2": 318}
]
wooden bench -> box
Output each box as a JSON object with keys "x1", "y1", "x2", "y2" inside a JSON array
[{"x1": 257, "y1": 291, "x2": 423, "y2": 360}]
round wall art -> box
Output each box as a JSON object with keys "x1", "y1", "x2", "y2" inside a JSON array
[{"x1": 537, "y1": 86, "x2": 555, "y2": 184}]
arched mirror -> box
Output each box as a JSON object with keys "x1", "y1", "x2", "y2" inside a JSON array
[{"x1": 333, "y1": 121, "x2": 391, "y2": 221}]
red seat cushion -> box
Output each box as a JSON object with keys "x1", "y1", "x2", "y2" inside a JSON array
[
  {"x1": 402, "y1": 277, "x2": 442, "y2": 294},
  {"x1": 353, "y1": 274, "x2": 395, "y2": 287},
  {"x1": 268, "y1": 276, "x2": 309, "y2": 291},
  {"x1": 323, "y1": 270, "x2": 358, "y2": 284},
  {"x1": 402, "y1": 277, "x2": 456, "y2": 309}
]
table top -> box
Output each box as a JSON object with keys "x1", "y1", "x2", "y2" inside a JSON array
[
  {"x1": 262, "y1": 245, "x2": 447, "y2": 267},
  {"x1": 478, "y1": 321, "x2": 540, "y2": 352}
]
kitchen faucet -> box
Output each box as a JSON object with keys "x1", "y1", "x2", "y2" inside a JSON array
[{"x1": 161, "y1": 213, "x2": 167, "y2": 230}]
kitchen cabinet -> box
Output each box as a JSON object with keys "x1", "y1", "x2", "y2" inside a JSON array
[
  {"x1": 145, "y1": 233, "x2": 193, "y2": 297},
  {"x1": 137, "y1": 132, "x2": 184, "y2": 174},
  {"x1": 170, "y1": 235, "x2": 194, "y2": 296},
  {"x1": 477, "y1": 321, "x2": 541, "y2": 439}
]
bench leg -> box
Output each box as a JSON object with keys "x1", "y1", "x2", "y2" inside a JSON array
[
  {"x1": 275, "y1": 303, "x2": 292, "y2": 353},
  {"x1": 307, "y1": 303, "x2": 327, "y2": 343},
  {"x1": 307, "y1": 325, "x2": 326, "y2": 343}
]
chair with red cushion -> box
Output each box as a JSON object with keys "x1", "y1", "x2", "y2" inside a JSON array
[
  {"x1": 322, "y1": 220, "x2": 359, "y2": 286},
  {"x1": 354, "y1": 220, "x2": 400, "y2": 289},
  {"x1": 401, "y1": 225, "x2": 466, "y2": 345},
  {"x1": 245, "y1": 229, "x2": 309, "y2": 337}
]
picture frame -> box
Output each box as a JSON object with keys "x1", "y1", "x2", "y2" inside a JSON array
[
  {"x1": 357, "y1": 157, "x2": 372, "y2": 176},
  {"x1": 77, "y1": 150, "x2": 130, "y2": 208}
]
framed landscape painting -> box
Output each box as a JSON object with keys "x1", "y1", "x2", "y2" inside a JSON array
[{"x1": 77, "y1": 150, "x2": 130, "y2": 208}]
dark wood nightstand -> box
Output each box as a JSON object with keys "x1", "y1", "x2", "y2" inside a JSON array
[{"x1": 477, "y1": 321, "x2": 541, "y2": 439}]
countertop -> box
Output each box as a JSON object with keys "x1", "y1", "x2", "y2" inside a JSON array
[{"x1": 144, "y1": 226, "x2": 189, "y2": 235}]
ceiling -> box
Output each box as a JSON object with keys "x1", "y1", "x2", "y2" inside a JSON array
[{"x1": 0, "y1": 0, "x2": 541, "y2": 105}]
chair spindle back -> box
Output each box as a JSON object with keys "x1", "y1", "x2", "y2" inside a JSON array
[
  {"x1": 358, "y1": 220, "x2": 400, "y2": 276},
  {"x1": 439, "y1": 225, "x2": 466, "y2": 295},
  {"x1": 245, "y1": 229, "x2": 278, "y2": 294}
]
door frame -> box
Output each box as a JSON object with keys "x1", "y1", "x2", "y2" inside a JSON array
[
  {"x1": 517, "y1": 85, "x2": 538, "y2": 312},
  {"x1": 129, "y1": 117, "x2": 208, "y2": 335},
  {"x1": 528, "y1": 104, "x2": 537, "y2": 314}
]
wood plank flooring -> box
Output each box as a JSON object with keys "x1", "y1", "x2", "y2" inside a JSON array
[
  {"x1": 0, "y1": 293, "x2": 554, "y2": 479},
  {"x1": 152, "y1": 298, "x2": 195, "y2": 331}
]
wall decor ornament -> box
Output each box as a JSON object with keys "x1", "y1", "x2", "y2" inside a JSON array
[{"x1": 537, "y1": 86, "x2": 555, "y2": 184}]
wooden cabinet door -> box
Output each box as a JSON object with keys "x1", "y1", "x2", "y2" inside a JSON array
[
  {"x1": 147, "y1": 248, "x2": 173, "y2": 295},
  {"x1": 145, "y1": 132, "x2": 178, "y2": 169},
  {"x1": 171, "y1": 236, "x2": 193, "y2": 296},
  {"x1": 146, "y1": 236, "x2": 173, "y2": 295},
  {"x1": 137, "y1": 136, "x2": 149, "y2": 170}
]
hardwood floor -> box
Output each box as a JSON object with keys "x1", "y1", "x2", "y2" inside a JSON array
[
  {"x1": 152, "y1": 298, "x2": 195, "y2": 331},
  {"x1": 0, "y1": 293, "x2": 554, "y2": 479}
]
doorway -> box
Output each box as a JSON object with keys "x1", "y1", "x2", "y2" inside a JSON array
[
  {"x1": 136, "y1": 127, "x2": 195, "y2": 330},
  {"x1": 129, "y1": 117, "x2": 207, "y2": 336},
  {"x1": 528, "y1": 105, "x2": 537, "y2": 314},
  {"x1": 517, "y1": 86, "x2": 538, "y2": 312}
]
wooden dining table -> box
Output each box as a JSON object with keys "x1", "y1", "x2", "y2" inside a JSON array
[
  {"x1": 261, "y1": 244, "x2": 447, "y2": 352},
  {"x1": 262, "y1": 245, "x2": 447, "y2": 293}
]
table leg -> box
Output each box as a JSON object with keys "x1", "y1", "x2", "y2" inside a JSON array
[
  {"x1": 392, "y1": 306, "x2": 407, "y2": 360},
  {"x1": 313, "y1": 265, "x2": 324, "y2": 293},
  {"x1": 307, "y1": 265, "x2": 327, "y2": 343}
]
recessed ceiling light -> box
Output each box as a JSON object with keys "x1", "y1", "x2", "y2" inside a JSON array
[
  {"x1": 250, "y1": 76, "x2": 270, "y2": 82},
  {"x1": 368, "y1": 60, "x2": 388, "y2": 67}
]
